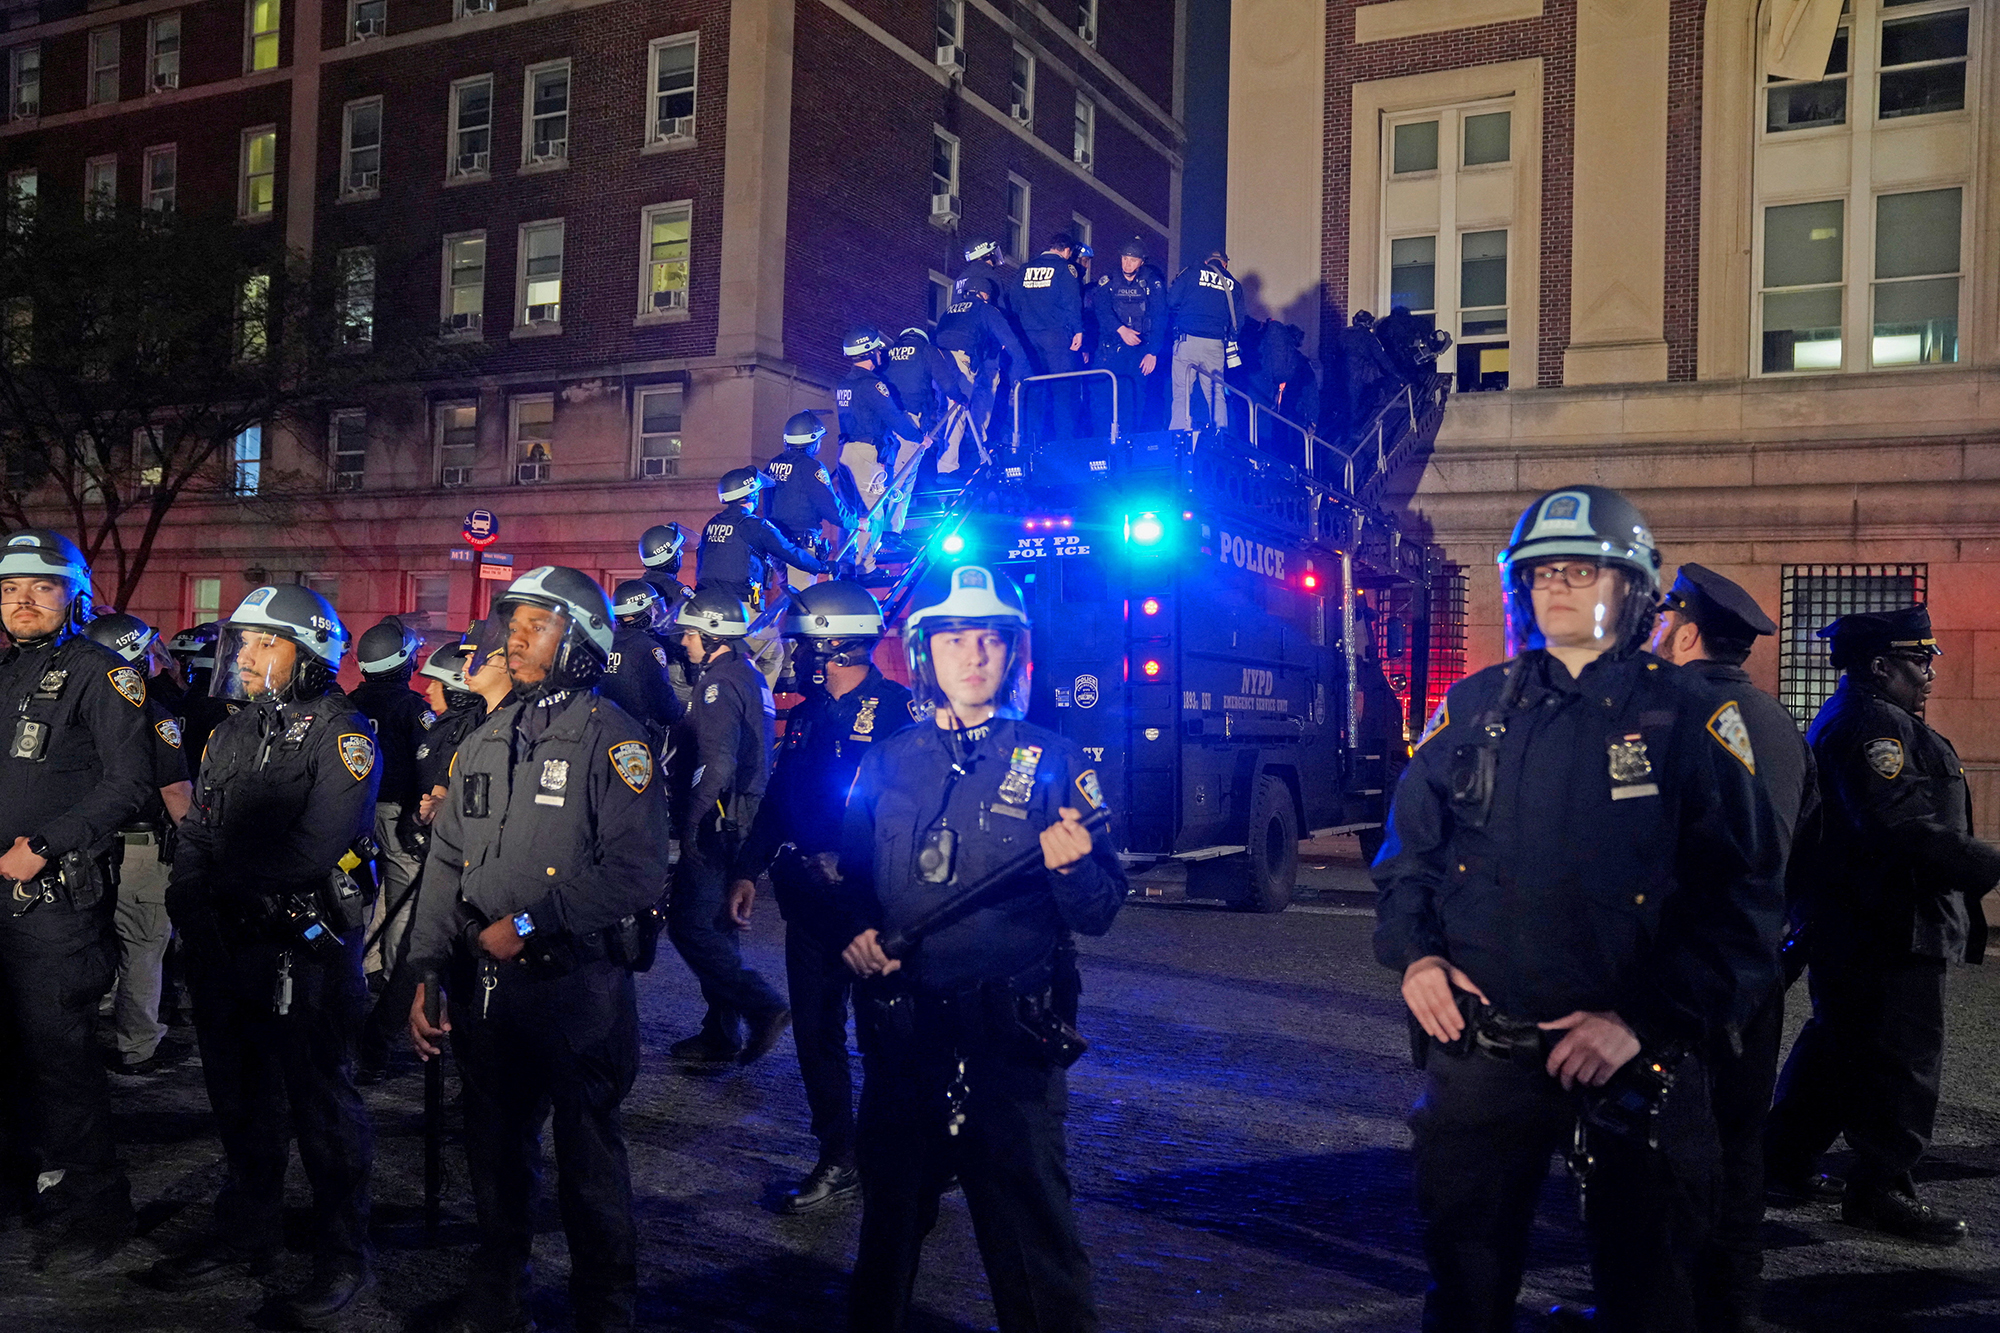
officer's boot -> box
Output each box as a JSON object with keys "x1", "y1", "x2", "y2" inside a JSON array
[
  {"x1": 1841, "y1": 1184, "x2": 1968, "y2": 1246},
  {"x1": 29, "y1": 1170, "x2": 134, "y2": 1274},
  {"x1": 269, "y1": 1256, "x2": 372, "y2": 1330}
]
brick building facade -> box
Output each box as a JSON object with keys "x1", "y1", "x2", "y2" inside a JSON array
[
  {"x1": 0, "y1": 0, "x2": 1183, "y2": 662},
  {"x1": 1229, "y1": 0, "x2": 2000, "y2": 805}
]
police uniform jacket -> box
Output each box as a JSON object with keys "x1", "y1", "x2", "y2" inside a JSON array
[
  {"x1": 1012, "y1": 251, "x2": 1085, "y2": 339},
  {"x1": 839, "y1": 717, "x2": 1126, "y2": 994},
  {"x1": 1804, "y1": 675, "x2": 2000, "y2": 964},
  {"x1": 1166, "y1": 264, "x2": 1238, "y2": 340},
  {"x1": 836, "y1": 368, "x2": 923, "y2": 453},
  {"x1": 734, "y1": 669, "x2": 914, "y2": 922},
  {"x1": 405, "y1": 689, "x2": 668, "y2": 975},
  {"x1": 696, "y1": 504, "x2": 826, "y2": 597},
  {"x1": 129, "y1": 695, "x2": 191, "y2": 829},
  {"x1": 168, "y1": 689, "x2": 381, "y2": 917},
  {"x1": 1682, "y1": 660, "x2": 1818, "y2": 859},
  {"x1": 416, "y1": 702, "x2": 485, "y2": 797},
  {"x1": 765, "y1": 446, "x2": 851, "y2": 537},
  {"x1": 882, "y1": 335, "x2": 967, "y2": 423},
  {"x1": 0, "y1": 632, "x2": 157, "y2": 868},
  {"x1": 600, "y1": 625, "x2": 684, "y2": 744},
  {"x1": 674, "y1": 650, "x2": 775, "y2": 829},
  {"x1": 932, "y1": 300, "x2": 1028, "y2": 370},
  {"x1": 351, "y1": 677, "x2": 436, "y2": 810},
  {"x1": 1372, "y1": 649, "x2": 1784, "y2": 1044},
  {"x1": 1090, "y1": 266, "x2": 1167, "y2": 355}
]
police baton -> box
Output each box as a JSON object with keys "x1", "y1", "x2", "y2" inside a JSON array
[
  {"x1": 420, "y1": 979, "x2": 444, "y2": 1243},
  {"x1": 878, "y1": 808, "x2": 1111, "y2": 960}
]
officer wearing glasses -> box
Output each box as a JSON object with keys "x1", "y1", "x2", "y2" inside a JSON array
[
  {"x1": 1373, "y1": 485, "x2": 1781, "y2": 1333},
  {"x1": 1764, "y1": 605, "x2": 1998, "y2": 1246}
]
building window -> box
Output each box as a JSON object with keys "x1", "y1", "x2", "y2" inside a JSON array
[
  {"x1": 1077, "y1": 0, "x2": 1098, "y2": 46},
  {"x1": 1382, "y1": 102, "x2": 1518, "y2": 392},
  {"x1": 330, "y1": 409, "x2": 366, "y2": 490},
  {"x1": 1760, "y1": 199, "x2": 1845, "y2": 372},
  {"x1": 935, "y1": 0, "x2": 963, "y2": 70},
  {"x1": 518, "y1": 220, "x2": 563, "y2": 329},
  {"x1": 338, "y1": 246, "x2": 374, "y2": 347},
  {"x1": 149, "y1": 14, "x2": 180, "y2": 91},
  {"x1": 931, "y1": 126, "x2": 959, "y2": 223},
  {"x1": 523, "y1": 62, "x2": 569, "y2": 167},
  {"x1": 1778, "y1": 564, "x2": 1926, "y2": 726},
  {"x1": 928, "y1": 270, "x2": 951, "y2": 325},
  {"x1": 1767, "y1": 22, "x2": 1849, "y2": 131},
  {"x1": 342, "y1": 98, "x2": 381, "y2": 196},
  {"x1": 303, "y1": 573, "x2": 340, "y2": 608},
  {"x1": 1071, "y1": 212, "x2": 1092, "y2": 251},
  {"x1": 247, "y1": 0, "x2": 280, "y2": 73},
  {"x1": 1879, "y1": 4, "x2": 1968, "y2": 119},
  {"x1": 647, "y1": 35, "x2": 696, "y2": 144},
  {"x1": 1872, "y1": 187, "x2": 1960, "y2": 366},
  {"x1": 350, "y1": 0, "x2": 385, "y2": 41},
  {"x1": 1009, "y1": 45, "x2": 1035, "y2": 126},
  {"x1": 512, "y1": 395, "x2": 553, "y2": 484},
  {"x1": 1073, "y1": 95, "x2": 1094, "y2": 170},
  {"x1": 635, "y1": 385, "x2": 681, "y2": 477},
  {"x1": 187, "y1": 575, "x2": 222, "y2": 624},
  {"x1": 455, "y1": 0, "x2": 494, "y2": 18},
  {"x1": 85, "y1": 155, "x2": 116, "y2": 215},
  {"x1": 436, "y1": 400, "x2": 478, "y2": 486},
  {"x1": 448, "y1": 76, "x2": 492, "y2": 178},
  {"x1": 239, "y1": 126, "x2": 276, "y2": 218},
  {"x1": 442, "y1": 231, "x2": 484, "y2": 336},
  {"x1": 232, "y1": 424, "x2": 263, "y2": 494},
  {"x1": 1005, "y1": 174, "x2": 1030, "y2": 264},
  {"x1": 144, "y1": 145, "x2": 176, "y2": 211},
  {"x1": 638, "y1": 201, "x2": 690, "y2": 317},
  {"x1": 236, "y1": 270, "x2": 268, "y2": 360},
  {"x1": 9, "y1": 45, "x2": 39, "y2": 119},
  {"x1": 88, "y1": 26, "x2": 120, "y2": 106},
  {"x1": 409, "y1": 572, "x2": 450, "y2": 620}
]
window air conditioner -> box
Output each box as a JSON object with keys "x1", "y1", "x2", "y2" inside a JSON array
[
  {"x1": 441, "y1": 466, "x2": 471, "y2": 487},
  {"x1": 350, "y1": 169, "x2": 379, "y2": 191},
  {"x1": 353, "y1": 16, "x2": 382, "y2": 38},
  {"x1": 651, "y1": 289, "x2": 686, "y2": 312},
  {"x1": 930, "y1": 191, "x2": 959, "y2": 223},
  {"x1": 461, "y1": 0, "x2": 493, "y2": 14},
  {"x1": 455, "y1": 151, "x2": 489, "y2": 174},
  {"x1": 655, "y1": 115, "x2": 693, "y2": 141},
  {"x1": 526, "y1": 303, "x2": 560, "y2": 324},
  {"x1": 935, "y1": 44, "x2": 964, "y2": 76},
  {"x1": 448, "y1": 311, "x2": 482, "y2": 332},
  {"x1": 1074, "y1": 146, "x2": 1092, "y2": 170},
  {"x1": 1078, "y1": 20, "x2": 1097, "y2": 45},
  {"x1": 530, "y1": 139, "x2": 566, "y2": 163},
  {"x1": 1010, "y1": 101, "x2": 1031, "y2": 124},
  {"x1": 152, "y1": 70, "x2": 178, "y2": 91},
  {"x1": 516, "y1": 462, "x2": 550, "y2": 483},
  {"x1": 640, "y1": 456, "x2": 674, "y2": 478}
]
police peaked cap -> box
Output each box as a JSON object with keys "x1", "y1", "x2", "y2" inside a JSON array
[
  {"x1": 1818, "y1": 605, "x2": 1939, "y2": 667},
  {"x1": 1664, "y1": 565, "x2": 1774, "y2": 644}
]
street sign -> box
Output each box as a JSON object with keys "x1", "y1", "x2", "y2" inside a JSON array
[
  {"x1": 463, "y1": 509, "x2": 499, "y2": 550},
  {"x1": 479, "y1": 551, "x2": 514, "y2": 566},
  {"x1": 477, "y1": 562, "x2": 514, "y2": 582},
  {"x1": 448, "y1": 548, "x2": 475, "y2": 564}
]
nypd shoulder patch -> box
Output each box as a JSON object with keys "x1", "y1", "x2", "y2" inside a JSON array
[
  {"x1": 610, "y1": 740, "x2": 653, "y2": 794},
  {"x1": 337, "y1": 732, "x2": 377, "y2": 782},
  {"x1": 107, "y1": 666, "x2": 147, "y2": 708},
  {"x1": 1864, "y1": 737, "x2": 1905, "y2": 780},
  {"x1": 1705, "y1": 702, "x2": 1756, "y2": 775},
  {"x1": 420, "y1": 709, "x2": 436, "y2": 731},
  {"x1": 704, "y1": 683, "x2": 719, "y2": 705},
  {"x1": 1075, "y1": 768, "x2": 1106, "y2": 811},
  {"x1": 1414, "y1": 699, "x2": 1449, "y2": 752},
  {"x1": 154, "y1": 717, "x2": 183, "y2": 749},
  {"x1": 652, "y1": 646, "x2": 669, "y2": 669}
]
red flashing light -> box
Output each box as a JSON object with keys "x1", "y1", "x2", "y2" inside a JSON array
[
  {"x1": 1142, "y1": 659, "x2": 1162, "y2": 678},
  {"x1": 1141, "y1": 597, "x2": 1161, "y2": 616},
  {"x1": 1302, "y1": 573, "x2": 1319, "y2": 590}
]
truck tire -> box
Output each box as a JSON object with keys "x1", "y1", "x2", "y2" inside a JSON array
[{"x1": 1188, "y1": 773, "x2": 1299, "y2": 914}]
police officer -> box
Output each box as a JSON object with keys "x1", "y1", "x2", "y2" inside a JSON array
[
  {"x1": 1165, "y1": 251, "x2": 1239, "y2": 431},
  {"x1": 933, "y1": 281, "x2": 1028, "y2": 474},
  {"x1": 837, "y1": 327, "x2": 927, "y2": 513},
  {"x1": 728, "y1": 582, "x2": 913, "y2": 1212},
  {"x1": 83, "y1": 612, "x2": 195, "y2": 1079},
  {"x1": 149, "y1": 584, "x2": 380, "y2": 1325},
  {"x1": 765, "y1": 411, "x2": 855, "y2": 567},
  {"x1": 696, "y1": 468, "x2": 827, "y2": 608},
  {"x1": 602, "y1": 580, "x2": 684, "y2": 755},
  {"x1": 1372, "y1": 486, "x2": 1782, "y2": 1333},
  {"x1": 1089, "y1": 239, "x2": 1166, "y2": 436},
  {"x1": 0, "y1": 531, "x2": 155, "y2": 1267},
  {"x1": 1645, "y1": 565, "x2": 1818, "y2": 1332},
  {"x1": 881, "y1": 326, "x2": 969, "y2": 438},
  {"x1": 167, "y1": 621, "x2": 232, "y2": 758},
  {"x1": 351, "y1": 617, "x2": 435, "y2": 1043},
  {"x1": 1764, "y1": 605, "x2": 1995, "y2": 1246},
  {"x1": 405, "y1": 567, "x2": 669, "y2": 1333},
  {"x1": 1013, "y1": 232, "x2": 1088, "y2": 440},
  {"x1": 839, "y1": 563, "x2": 1125, "y2": 1333},
  {"x1": 636, "y1": 527, "x2": 699, "y2": 712},
  {"x1": 413, "y1": 628, "x2": 512, "y2": 827},
  {"x1": 665, "y1": 589, "x2": 790, "y2": 1065},
  {"x1": 955, "y1": 237, "x2": 1015, "y2": 309}
]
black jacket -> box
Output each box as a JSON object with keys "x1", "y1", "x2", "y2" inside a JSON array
[
  {"x1": 406, "y1": 689, "x2": 669, "y2": 973},
  {"x1": 1090, "y1": 265, "x2": 1168, "y2": 355},
  {"x1": 1012, "y1": 251, "x2": 1085, "y2": 338},
  {"x1": 696, "y1": 504, "x2": 826, "y2": 600},
  {"x1": 1802, "y1": 675, "x2": 2000, "y2": 964},
  {"x1": 836, "y1": 367, "x2": 923, "y2": 453},
  {"x1": 168, "y1": 688, "x2": 381, "y2": 917},
  {"x1": 764, "y1": 445, "x2": 851, "y2": 539},
  {"x1": 932, "y1": 298, "x2": 1028, "y2": 369},
  {"x1": 351, "y1": 677, "x2": 436, "y2": 809},
  {"x1": 416, "y1": 702, "x2": 485, "y2": 797},
  {"x1": 881, "y1": 333, "x2": 968, "y2": 425},
  {"x1": 1372, "y1": 649, "x2": 1784, "y2": 1044},
  {"x1": 840, "y1": 717, "x2": 1126, "y2": 993},
  {"x1": 600, "y1": 625, "x2": 684, "y2": 745},
  {"x1": 0, "y1": 632, "x2": 157, "y2": 861},
  {"x1": 673, "y1": 650, "x2": 776, "y2": 829},
  {"x1": 1166, "y1": 262, "x2": 1238, "y2": 340}
]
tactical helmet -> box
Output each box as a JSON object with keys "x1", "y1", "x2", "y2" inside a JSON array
[
  {"x1": 1497, "y1": 486, "x2": 1663, "y2": 655},
  {"x1": 167, "y1": 622, "x2": 220, "y2": 671},
  {"x1": 418, "y1": 640, "x2": 480, "y2": 713},
  {"x1": 718, "y1": 467, "x2": 763, "y2": 503},
  {"x1": 675, "y1": 588, "x2": 751, "y2": 640},
  {"x1": 1119, "y1": 237, "x2": 1147, "y2": 259},
  {"x1": 903, "y1": 563, "x2": 1032, "y2": 720},
  {"x1": 960, "y1": 274, "x2": 997, "y2": 299},
  {"x1": 356, "y1": 615, "x2": 422, "y2": 678},
  {"x1": 611, "y1": 578, "x2": 665, "y2": 629},
  {"x1": 841, "y1": 326, "x2": 886, "y2": 360},
  {"x1": 85, "y1": 611, "x2": 157, "y2": 663},
  {"x1": 897, "y1": 326, "x2": 931, "y2": 343},
  {"x1": 494, "y1": 565, "x2": 615, "y2": 693},
  {"x1": 0, "y1": 528, "x2": 94, "y2": 631},
  {"x1": 963, "y1": 239, "x2": 1000, "y2": 264},
  {"x1": 787, "y1": 580, "x2": 885, "y2": 669},
  {"x1": 214, "y1": 584, "x2": 348, "y2": 700},
  {"x1": 783, "y1": 411, "x2": 827, "y2": 447},
  {"x1": 639, "y1": 522, "x2": 686, "y2": 572}
]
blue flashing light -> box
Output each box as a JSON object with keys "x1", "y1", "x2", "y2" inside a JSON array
[
  {"x1": 1128, "y1": 512, "x2": 1166, "y2": 546},
  {"x1": 940, "y1": 532, "x2": 966, "y2": 555}
]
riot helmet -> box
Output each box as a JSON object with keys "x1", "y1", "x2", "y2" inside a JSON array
[
  {"x1": 167, "y1": 622, "x2": 220, "y2": 671},
  {"x1": 963, "y1": 239, "x2": 1000, "y2": 264},
  {"x1": 903, "y1": 563, "x2": 1031, "y2": 721},
  {"x1": 718, "y1": 467, "x2": 763, "y2": 504},
  {"x1": 0, "y1": 528, "x2": 95, "y2": 639},
  {"x1": 1118, "y1": 237, "x2": 1148, "y2": 260},
  {"x1": 85, "y1": 611, "x2": 157, "y2": 663},
  {"x1": 897, "y1": 326, "x2": 931, "y2": 344},
  {"x1": 675, "y1": 587, "x2": 751, "y2": 642},
  {"x1": 783, "y1": 411, "x2": 827, "y2": 447},
  {"x1": 213, "y1": 584, "x2": 348, "y2": 701},
  {"x1": 356, "y1": 614, "x2": 422, "y2": 679},
  {"x1": 785, "y1": 579, "x2": 885, "y2": 669},
  {"x1": 493, "y1": 565, "x2": 615, "y2": 695},
  {"x1": 1496, "y1": 485, "x2": 1663, "y2": 655},
  {"x1": 418, "y1": 640, "x2": 480, "y2": 712},
  {"x1": 960, "y1": 274, "x2": 997, "y2": 300},
  {"x1": 841, "y1": 326, "x2": 886, "y2": 360},
  {"x1": 611, "y1": 578, "x2": 666, "y2": 631},
  {"x1": 639, "y1": 522, "x2": 687, "y2": 574}
]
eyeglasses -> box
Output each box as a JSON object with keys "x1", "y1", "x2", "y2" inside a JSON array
[{"x1": 1523, "y1": 562, "x2": 1602, "y2": 590}]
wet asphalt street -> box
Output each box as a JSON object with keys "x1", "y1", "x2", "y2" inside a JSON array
[{"x1": 4, "y1": 849, "x2": 1998, "y2": 1332}]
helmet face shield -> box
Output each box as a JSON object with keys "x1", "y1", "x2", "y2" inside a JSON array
[
  {"x1": 907, "y1": 621, "x2": 1030, "y2": 721},
  {"x1": 212, "y1": 624, "x2": 303, "y2": 701}
]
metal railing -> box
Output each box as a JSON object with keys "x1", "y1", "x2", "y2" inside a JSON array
[
  {"x1": 1010, "y1": 367, "x2": 1120, "y2": 451},
  {"x1": 1187, "y1": 365, "x2": 1448, "y2": 499}
]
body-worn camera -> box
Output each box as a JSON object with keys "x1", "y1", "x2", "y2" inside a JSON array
[{"x1": 917, "y1": 827, "x2": 958, "y2": 884}]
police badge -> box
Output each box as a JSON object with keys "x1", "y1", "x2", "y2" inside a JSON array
[
  {"x1": 284, "y1": 714, "x2": 316, "y2": 744},
  {"x1": 851, "y1": 697, "x2": 878, "y2": 741},
  {"x1": 536, "y1": 758, "x2": 570, "y2": 806},
  {"x1": 33, "y1": 669, "x2": 68, "y2": 700},
  {"x1": 704, "y1": 684, "x2": 719, "y2": 705},
  {"x1": 1608, "y1": 733, "x2": 1658, "y2": 801},
  {"x1": 997, "y1": 745, "x2": 1042, "y2": 805}
]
